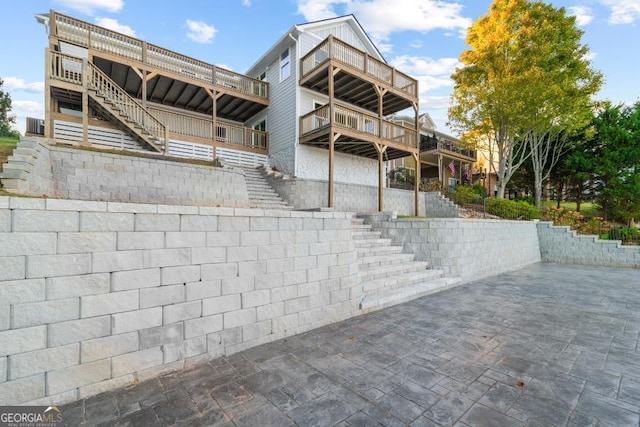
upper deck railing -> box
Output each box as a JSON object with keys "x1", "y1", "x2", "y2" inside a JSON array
[
  {"x1": 420, "y1": 135, "x2": 476, "y2": 159},
  {"x1": 300, "y1": 103, "x2": 417, "y2": 149},
  {"x1": 51, "y1": 11, "x2": 268, "y2": 100},
  {"x1": 301, "y1": 36, "x2": 418, "y2": 99}
]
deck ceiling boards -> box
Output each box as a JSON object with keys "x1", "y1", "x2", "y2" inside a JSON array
[
  {"x1": 301, "y1": 67, "x2": 414, "y2": 116},
  {"x1": 90, "y1": 57, "x2": 267, "y2": 122},
  {"x1": 302, "y1": 140, "x2": 410, "y2": 161},
  {"x1": 51, "y1": 87, "x2": 82, "y2": 105}
]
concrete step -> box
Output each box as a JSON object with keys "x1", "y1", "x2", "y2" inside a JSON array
[
  {"x1": 353, "y1": 238, "x2": 393, "y2": 248},
  {"x1": 350, "y1": 224, "x2": 372, "y2": 230},
  {"x1": 359, "y1": 261, "x2": 430, "y2": 282},
  {"x1": 361, "y1": 268, "x2": 443, "y2": 293},
  {"x1": 248, "y1": 193, "x2": 284, "y2": 200},
  {"x1": 0, "y1": 169, "x2": 29, "y2": 180},
  {"x1": 357, "y1": 245, "x2": 404, "y2": 256},
  {"x1": 360, "y1": 277, "x2": 462, "y2": 311},
  {"x1": 358, "y1": 253, "x2": 416, "y2": 269},
  {"x1": 351, "y1": 230, "x2": 382, "y2": 239}
]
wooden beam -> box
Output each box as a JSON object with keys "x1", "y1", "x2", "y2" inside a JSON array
[
  {"x1": 328, "y1": 62, "x2": 335, "y2": 208},
  {"x1": 81, "y1": 58, "x2": 89, "y2": 146},
  {"x1": 375, "y1": 143, "x2": 388, "y2": 212},
  {"x1": 145, "y1": 71, "x2": 158, "y2": 81},
  {"x1": 413, "y1": 152, "x2": 420, "y2": 216}
]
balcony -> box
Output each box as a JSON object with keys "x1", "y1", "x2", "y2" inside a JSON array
[
  {"x1": 300, "y1": 36, "x2": 418, "y2": 116},
  {"x1": 420, "y1": 133, "x2": 476, "y2": 161},
  {"x1": 299, "y1": 103, "x2": 417, "y2": 160},
  {"x1": 50, "y1": 10, "x2": 268, "y2": 122}
]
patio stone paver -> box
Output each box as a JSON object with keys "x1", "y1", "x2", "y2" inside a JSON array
[{"x1": 60, "y1": 263, "x2": 640, "y2": 426}]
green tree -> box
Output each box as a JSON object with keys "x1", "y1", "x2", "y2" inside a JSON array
[
  {"x1": 0, "y1": 78, "x2": 19, "y2": 137},
  {"x1": 449, "y1": 0, "x2": 602, "y2": 204},
  {"x1": 589, "y1": 103, "x2": 640, "y2": 223}
]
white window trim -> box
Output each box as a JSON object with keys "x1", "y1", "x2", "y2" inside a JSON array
[{"x1": 280, "y1": 48, "x2": 291, "y2": 82}]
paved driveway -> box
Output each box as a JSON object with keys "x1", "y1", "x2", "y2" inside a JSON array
[{"x1": 62, "y1": 263, "x2": 640, "y2": 426}]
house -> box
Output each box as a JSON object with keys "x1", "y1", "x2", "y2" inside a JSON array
[
  {"x1": 387, "y1": 113, "x2": 477, "y2": 192},
  {"x1": 35, "y1": 10, "x2": 270, "y2": 167},
  {"x1": 34, "y1": 11, "x2": 431, "y2": 214},
  {"x1": 245, "y1": 15, "x2": 420, "y2": 214}
]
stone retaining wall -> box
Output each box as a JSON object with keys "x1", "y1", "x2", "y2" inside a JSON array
[
  {"x1": 265, "y1": 175, "x2": 459, "y2": 217},
  {"x1": 0, "y1": 197, "x2": 359, "y2": 406},
  {"x1": 537, "y1": 222, "x2": 640, "y2": 268},
  {"x1": 361, "y1": 213, "x2": 541, "y2": 280},
  {"x1": 2, "y1": 140, "x2": 250, "y2": 207}
]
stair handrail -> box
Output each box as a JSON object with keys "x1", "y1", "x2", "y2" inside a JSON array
[{"x1": 87, "y1": 62, "x2": 168, "y2": 150}]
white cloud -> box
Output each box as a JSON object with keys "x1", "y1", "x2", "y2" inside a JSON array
[
  {"x1": 94, "y1": 18, "x2": 136, "y2": 37},
  {"x1": 186, "y1": 20, "x2": 217, "y2": 44},
  {"x1": 419, "y1": 95, "x2": 450, "y2": 111},
  {"x1": 242, "y1": 0, "x2": 252, "y2": 6},
  {"x1": 600, "y1": 0, "x2": 640, "y2": 24},
  {"x1": 11, "y1": 100, "x2": 44, "y2": 134},
  {"x1": 296, "y1": 0, "x2": 344, "y2": 21},
  {"x1": 53, "y1": 0, "x2": 123, "y2": 15},
  {"x1": 391, "y1": 56, "x2": 460, "y2": 76},
  {"x1": 568, "y1": 6, "x2": 594, "y2": 26},
  {"x1": 2, "y1": 77, "x2": 44, "y2": 94},
  {"x1": 296, "y1": 0, "x2": 472, "y2": 50}
]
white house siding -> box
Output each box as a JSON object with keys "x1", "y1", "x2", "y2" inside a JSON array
[
  {"x1": 303, "y1": 22, "x2": 368, "y2": 56},
  {"x1": 263, "y1": 43, "x2": 298, "y2": 175},
  {"x1": 296, "y1": 145, "x2": 378, "y2": 186}
]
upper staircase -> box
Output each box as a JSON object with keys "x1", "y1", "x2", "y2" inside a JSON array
[
  {"x1": 237, "y1": 166, "x2": 294, "y2": 210},
  {"x1": 352, "y1": 215, "x2": 462, "y2": 311},
  {"x1": 50, "y1": 51, "x2": 168, "y2": 153}
]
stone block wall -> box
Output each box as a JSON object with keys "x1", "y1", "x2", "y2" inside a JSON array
[
  {"x1": 0, "y1": 197, "x2": 359, "y2": 406},
  {"x1": 537, "y1": 222, "x2": 640, "y2": 268},
  {"x1": 1, "y1": 140, "x2": 250, "y2": 207},
  {"x1": 361, "y1": 213, "x2": 541, "y2": 280},
  {"x1": 266, "y1": 175, "x2": 460, "y2": 217}
]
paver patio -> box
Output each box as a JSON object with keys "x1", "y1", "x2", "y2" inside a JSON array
[{"x1": 61, "y1": 263, "x2": 640, "y2": 426}]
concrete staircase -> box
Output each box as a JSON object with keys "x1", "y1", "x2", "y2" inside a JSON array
[
  {"x1": 238, "y1": 166, "x2": 294, "y2": 210},
  {"x1": 352, "y1": 216, "x2": 462, "y2": 311},
  {"x1": 0, "y1": 138, "x2": 42, "y2": 191}
]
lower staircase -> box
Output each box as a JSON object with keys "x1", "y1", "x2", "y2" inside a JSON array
[
  {"x1": 352, "y1": 216, "x2": 462, "y2": 311},
  {"x1": 237, "y1": 166, "x2": 294, "y2": 210}
]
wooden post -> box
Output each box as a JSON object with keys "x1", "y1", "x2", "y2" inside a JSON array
[
  {"x1": 44, "y1": 48, "x2": 52, "y2": 139},
  {"x1": 413, "y1": 152, "x2": 420, "y2": 216},
  {"x1": 328, "y1": 62, "x2": 335, "y2": 208},
  {"x1": 141, "y1": 69, "x2": 147, "y2": 109},
  {"x1": 81, "y1": 58, "x2": 89, "y2": 146},
  {"x1": 375, "y1": 143, "x2": 387, "y2": 212}
]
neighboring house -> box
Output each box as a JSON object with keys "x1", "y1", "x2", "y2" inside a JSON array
[
  {"x1": 388, "y1": 113, "x2": 477, "y2": 192},
  {"x1": 34, "y1": 11, "x2": 424, "y2": 212}
]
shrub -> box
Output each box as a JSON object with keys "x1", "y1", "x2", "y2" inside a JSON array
[
  {"x1": 450, "y1": 185, "x2": 482, "y2": 205},
  {"x1": 485, "y1": 198, "x2": 540, "y2": 220}
]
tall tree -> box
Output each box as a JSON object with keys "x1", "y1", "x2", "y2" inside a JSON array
[
  {"x1": 589, "y1": 103, "x2": 640, "y2": 222},
  {"x1": 0, "y1": 78, "x2": 18, "y2": 137},
  {"x1": 448, "y1": 0, "x2": 602, "y2": 202}
]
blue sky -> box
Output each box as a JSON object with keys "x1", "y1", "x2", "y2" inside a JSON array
[{"x1": 2, "y1": 0, "x2": 639, "y2": 136}]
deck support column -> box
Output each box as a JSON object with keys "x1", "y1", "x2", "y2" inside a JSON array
[
  {"x1": 44, "y1": 48, "x2": 52, "y2": 139},
  {"x1": 81, "y1": 58, "x2": 89, "y2": 147},
  {"x1": 328, "y1": 62, "x2": 335, "y2": 208},
  {"x1": 413, "y1": 152, "x2": 420, "y2": 216},
  {"x1": 375, "y1": 143, "x2": 387, "y2": 212}
]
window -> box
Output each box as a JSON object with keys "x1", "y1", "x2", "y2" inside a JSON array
[
  {"x1": 280, "y1": 49, "x2": 290, "y2": 80},
  {"x1": 253, "y1": 120, "x2": 266, "y2": 132},
  {"x1": 258, "y1": 71, "x2": 266, "y2": 81}
]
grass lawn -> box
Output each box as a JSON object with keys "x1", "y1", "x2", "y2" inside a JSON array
[
  {"x1": 542, "y1": 200, "x2": 601, "y2": 217},
  {"x1": 0, "y1": 136, "x2": 20, "y2": 196},
  {"x1": 0, "y1": 136, "x2": 19, "y2": 164}
]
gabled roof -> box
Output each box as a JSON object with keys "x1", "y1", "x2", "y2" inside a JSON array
[
  {"x1": 296, "y1": 14, "x2": 385, "y2": 63},
  {"x1": 246, "y1": 14, "x2": 385, "y2": 76}
]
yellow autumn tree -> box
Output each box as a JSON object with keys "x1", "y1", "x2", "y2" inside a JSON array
[{"x1": 449, "y1": 0, "x2": 602, "y2": 202}]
